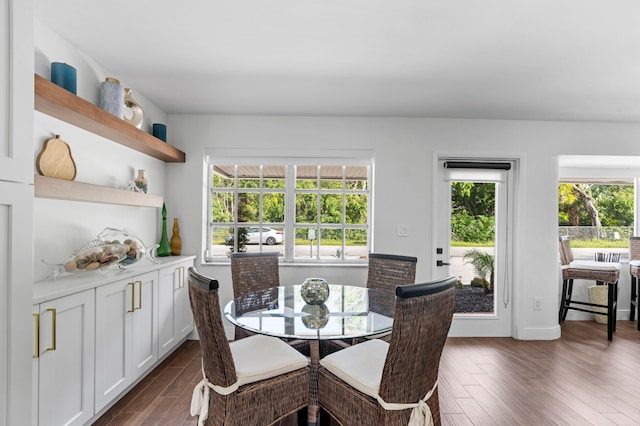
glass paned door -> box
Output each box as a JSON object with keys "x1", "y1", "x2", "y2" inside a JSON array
[{"x1": 435, "y1": 159, "x2": 513, "y2": 337}]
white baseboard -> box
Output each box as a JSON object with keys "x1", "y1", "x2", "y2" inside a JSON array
[{"x1": 515, "y1": 325, "x2": 561, "y2": 340}]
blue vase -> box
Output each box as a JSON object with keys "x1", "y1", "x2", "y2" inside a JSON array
[
  {"x1": 51, "y1": 62, "x2": 77, "y2": 94},
  {"x1": 152, "y1": 123, "x2": 167, "y2": 141}
]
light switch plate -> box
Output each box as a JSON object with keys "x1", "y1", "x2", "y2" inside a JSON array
[{"x1": 397, "y1": 224, "x2": 409, "y2": 237}]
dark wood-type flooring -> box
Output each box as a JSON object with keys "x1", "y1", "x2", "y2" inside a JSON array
[{"x1": 93, "y1": 320, "x2": 640, "y2": 425}]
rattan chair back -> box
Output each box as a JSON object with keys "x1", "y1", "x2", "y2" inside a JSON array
[
  {"x1": 187, "y1": 267, "x2": 237, "y2": 390},
  {"x1": 230, "y1": 252, "x2": 280, "y2": 341},
  {"x1": 188, "y1": 267, "x2": 310, "y2": 425},
  {"x1": 318, "y1": 276, "x2": 456, "y2": 425},
  {"x1": 230, "y1": 252, "x2": 280, "y2": 296},
  {"x1": 629, "y1": 237, "x2": 640, "y2": 262},
  {"x1": 559, "y1": 236, "x2": 573, "y2": 265},
  {"x1": 366, "y1": 253, "x2": 418, "y2": 292},
  {"x1": 229, "y1": 253, "x2": 309, "y2": 353},
  {"x1": 380, "y1": 276, "x2": 456, "y2": 424}
]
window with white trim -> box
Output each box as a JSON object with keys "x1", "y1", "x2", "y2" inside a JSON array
[{"x1": 204, "y1": 152, "x2": 372, "y2": 263}]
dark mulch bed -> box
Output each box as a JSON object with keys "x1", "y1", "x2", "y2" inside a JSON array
[{"x1": 455, "y1": 285, "x2": 494, "y2": 313}]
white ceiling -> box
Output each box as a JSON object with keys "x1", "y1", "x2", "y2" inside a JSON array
[{"x1": 34, "y1": 0, "x2": 640, "y2": 121}]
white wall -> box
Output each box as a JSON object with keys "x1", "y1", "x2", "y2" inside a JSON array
[
  {"x1": 33, "y1": 20, "x2": 170, "y2": 280},
  {"x1": 167, "y1": 114, "x2": 640, "y2": 340},
  {"x1": 32, "y1": 19, "x2": 640, "y2": 341}
]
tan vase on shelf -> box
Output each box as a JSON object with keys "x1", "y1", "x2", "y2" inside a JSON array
[
  {"x1": 123, "y1": 88, "x2": 144, "y2": 128},
  {"x1": 170, "y1": 218, "x2": 182, "y2": 255}
]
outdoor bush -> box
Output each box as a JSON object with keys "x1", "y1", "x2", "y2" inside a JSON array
[
  {"x1": 451, "y1": 211, "x2": 494, "y2": 243},
  {"x1": 470, "y1": 277, "x2": 487, "y2": 288}
]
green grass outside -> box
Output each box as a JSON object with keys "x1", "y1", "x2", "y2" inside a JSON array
[
  {"x1": 453, "y1": 239, "x2": 628, "y2": 249},
  {"x1": 563, "y1": 239, "x2": 629, "y2": 249},
  {"x1": 451, "y1": 241, "x2": 495, "y2": 248}
]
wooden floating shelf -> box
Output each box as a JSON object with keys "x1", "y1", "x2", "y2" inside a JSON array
[
  {"x1": 34, "y1": 175, "x2": 163, "y2": 208},
  {"x1": 34, "y1": 74, "x2": 186, "y2": 163}
]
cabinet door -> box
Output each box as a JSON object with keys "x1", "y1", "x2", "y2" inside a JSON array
[
  {"x1": 1, "y1": 181, "x2": 33, "y2": 425},
  {"x1": 31, "y1": 305, "x2": 39, "y2": 426},
  {"x1": 174, "y1": 264, "x2": 194, "y2": 340},
  {"x1": 131, "y1": 271, "x2": 158, "y2": 379},
  {"x1": 158, "y1": 260, "x2": 194, "y2": 358},
  {"x1": 36, "y1": 290, "x2": 95, "y2": 426},
  {"x1": 0, "y1": 0, "x2": 33, "y2": 184},
  {"x1": 95, "y1": 279, "x2": 133, "y2": 412},
  {"x1": 95, "y1": 271, "x2": 158, "y2": 412}
]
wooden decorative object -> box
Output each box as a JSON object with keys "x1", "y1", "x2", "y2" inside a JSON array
[{"x1": 36, "y1": 134, "x2": 77, "y2": 180}]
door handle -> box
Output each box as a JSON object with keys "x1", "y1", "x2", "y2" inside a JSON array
[
  {"x1": 436, "y1": 260, "x2": 451, "y2": 267},
  {"x1": 128, "y1": 282, "x2": 135, "y2": 313},
  {"x1": 136, "y1": 280, "x2": 142, "y2": 310},
  {"x1": 45, "y1": 308, "x2": 56, "y2": 352},
  {"x1": 33, "y1": 313, "x2": 40, "y2": 358}
]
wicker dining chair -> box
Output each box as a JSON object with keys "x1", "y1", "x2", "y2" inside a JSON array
[
  {"x1": 187, "y1": 267, "x2": 310, "y2": 426},
  {"x1": 320, "y1": 253, "x2": 417, "y2": 357},
  {"x1": 317, "y1": 276, "x2": 456, "y2": 426},
  {"x1": 230, "y1": 252, "x2": 310, "y2": 354},
  {"x1": 558, "y1": 236, "x2": 621, "y2": 340},
  {"x1": 629, "y1": 237, "x2": 640, "y2": 329},
  {"x1": 364, "y1": 253, "x2": 418, "y2": 338},
  {"x1": 366, "y1": 252, "x2": 418, "y2": 293}
]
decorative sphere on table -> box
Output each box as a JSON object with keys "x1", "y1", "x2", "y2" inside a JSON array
[
  {"x1": 301, "y1": 303, "x2": 329, "y2": 329},
  {"x1": 300, "y1": 278, "x2": 329, "y2": 305}
]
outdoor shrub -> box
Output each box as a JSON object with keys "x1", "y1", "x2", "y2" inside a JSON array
[{"x1": 470, "y1": 277, "x2": 487, "y2": 288}]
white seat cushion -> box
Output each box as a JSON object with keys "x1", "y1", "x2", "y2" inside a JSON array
[
  {"x1": 229, "y1": 334, "x2": 308, "y2": 386},
  {"x1": 567, "y1": 260, "x2": 621, "y2": 271},
  {"x1": 630, "y1": 260, "x2": 640, "y2": 267},
  {"x1": 320, "y1": 338, "x2": 389, "y2": 398}
]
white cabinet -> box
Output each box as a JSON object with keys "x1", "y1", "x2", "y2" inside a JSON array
[
  {"x1": 31, "y1": 256, "x2": 194, "y2": 425},
  {"x1": 32, "y1": 290, "x2": 95, "y2": 426},
  {"x1": 94, "y1": 271, "x2": 158, "y2": 412},
  {"x1": 2, "y1": 1, "x2": 34, "y2": 425},
  {"x1": 158, "y1": 260, "x2": 194, "y2": 358}
]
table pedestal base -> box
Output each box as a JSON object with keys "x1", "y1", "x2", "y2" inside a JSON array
[{"x1": 307, "y1": 340, "x2": 320, "y2": 425}]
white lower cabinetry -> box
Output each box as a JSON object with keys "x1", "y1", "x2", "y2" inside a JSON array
[
  {"x1": 32, "y1": 289, "x2": 95, "y2": 426},
  {"x1": 32, "y1": 255, "x2": 195, "y2": 425},
  {"x1": 158, "y1": 260, "x2": 194, "y2": 358},
  {"x1": 94, "y1": 271, "x2": 158, "y2": 412}
]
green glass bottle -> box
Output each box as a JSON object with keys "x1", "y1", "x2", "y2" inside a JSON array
[{"x1": 157, "y1": 202, "x2": 171, "y2": 257}]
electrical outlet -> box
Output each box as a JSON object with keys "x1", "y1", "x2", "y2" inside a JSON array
[
  {"x1": 397, "y1": 224, "x2": 409, "y2": 237},
  {"x1": 533, "y1": 297, "x2": 542, "y2": 311}
]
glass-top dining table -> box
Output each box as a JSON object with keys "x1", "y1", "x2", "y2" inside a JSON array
[{"x1": 224, "y1": 283, "x2": 395, "y2": 425}]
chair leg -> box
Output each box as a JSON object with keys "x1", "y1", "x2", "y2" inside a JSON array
[
  {"x1": 631, "y1": 274, "x2": 637, "y2": 322},
  {"x1": 607, "y1": 282, "x2": 615, "y2": 341},
  {"x1": 612, "y1": 282, "x2": 618, "y2": 332},
  {"x1": 559, "y1": 279, "x2": 569, "y2": 323},
  {"x1": 560, "y1": 279, "x2": 574, "y2": 322}
]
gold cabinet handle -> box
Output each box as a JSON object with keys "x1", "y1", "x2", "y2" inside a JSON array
[
  {"x1": 128, "y1": 282, "x2": 135, "y2": 313},
  {"x1": 33, "y1": 313, "x2": 40, "y2": 358},
  {"x1": 178, "y1": 266, "x2": 185, "y2": 289},
  {"x1": 45, "y1": 308, "x2": 56, "y2": 352},
  {"x1": 136, "y1": 280, "x2": 142, "y2": 310}
]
